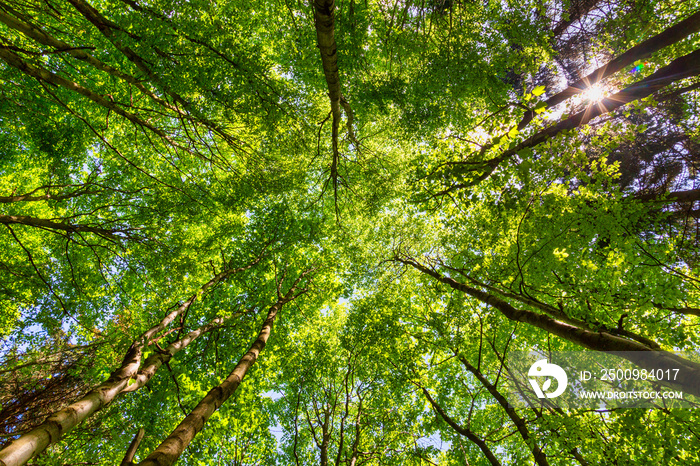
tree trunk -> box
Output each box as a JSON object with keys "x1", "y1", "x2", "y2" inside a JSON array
[
  {"x1": 65, "y1": 0, "x2": 179, "y2": 103},
  {"x1": 635, "y1": 188, "x2": 700, "y2": 203},
  {"x1": 136, "y1": 268, "x2": 313, "y2": 466},
  {"x1": 456, "y1": 272, "x2": 659, "y2": 349},
  {"x1": 0, "y1": 343, "x2": 142, "y2": 466},
  {"x1": 473, "y1": 48, "x2": 700, "y2": 185},
  {"x1": 652, "y1": 304, "x2": 700, "y2": 318},
  {"x1": 520, "y1": 10, "x2": 700, "y2": 129},
  {"x1": 0, "y1": 255, "x2": 264, "y2": 466},
  {"x1": 0, "y1": 47, "x2": 175, "y2": 145},
  {"x1": 0, "y1": 7, "x2": 180, "y2": 117},
  {"x1": 120, "y1": 428, "x2": 145, "y2": 466},
  {"x1": 0, "y1": 215, "x2": 130, "y2": 240},
  {"x1": 0, "y1": 184, "x2": 101, "y2": 204},
  {"x1": 312, "y1": 0, "x2": 357, "y2": 208},
  {"x1": 64, "y1": 0, "x2": 237, "y2": 146},
  {"x1": 457, "y1": 356, "x2": 550, "y2": 466},
  {"x1": 121, "y1": 314, "x2": 239, "y2": 393},
  {"x1": 396, "y1": 255, "x2": 700, "y2": 397},
  {"x1": 319, "y1": 411, "x2": 330, "y2": 466},
  {"x1": 421, "y1": 388, "x2": 503, "y2": 466},
  {"x1": 313, "y1": 0, "x2": 342, "y2": 202}
]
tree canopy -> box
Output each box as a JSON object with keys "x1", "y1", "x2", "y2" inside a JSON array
[{"x1": 1, "y1": 0, "x2": 699, "y2": 464}]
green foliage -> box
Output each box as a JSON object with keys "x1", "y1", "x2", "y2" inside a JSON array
[{"x1": 1, "y1": 0, "x2": 699, "y2": 465}]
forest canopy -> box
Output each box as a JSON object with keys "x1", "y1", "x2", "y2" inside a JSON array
[{"x1": 0, "y1": 0, "x2": 699, "y2": 464}]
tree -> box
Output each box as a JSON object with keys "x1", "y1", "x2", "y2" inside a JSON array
[{"x1": 1, "y1": 0, "x2": 700, "y2": 465}]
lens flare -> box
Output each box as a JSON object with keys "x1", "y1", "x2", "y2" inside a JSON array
[
  {"x1": 630, "y1": 62, "x2": 649, "y2": 74},
  {"x1": 583, "y1": 84, "x2": 605, "y2": 102}
]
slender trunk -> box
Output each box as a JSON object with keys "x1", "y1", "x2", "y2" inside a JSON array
[
  {"x1": 313, "y1": 0, "x2": 342, "y2": 202},
  {"x1": 0, "y1": 44, "x2": 210, "y2": 162},
  {"x1": 658, "y1": 81, "x2": 700, "y2": 102},
  {"x1": 487, "y1": 340, "x2": 591, "y2": 466},
  {"x1": 136, "y1": 268, "x2": 312, "y2": 466},
  {"x1": 348, "y1": 397, "x2": 362, "y2": 466},
  {"x1": 120, "y1": 428, "x2": 145, "y2": 466},
  {"x1": 457, "y1": 356, "x2": 549, "y2": 466},
  {"x1": 396, "y1": 256, "x2": 700, "y2": 397},
  {"x1": 312, "y1": 0, "x2": 342, "y2": 132},
  {"x1": 421, "y1": 388, "x2": 503, "y2": 466},
  {"x1": 114, "y1": 0, "x2": 257, "y2": 148},
  {"x1": 334, "y1": 358, "x2": 354, "y2": 466},
  {"x1": 292, "y1": 393, "x2": 302, "y2": 466},
  {"x1": 572, "y1": 449, "x2": 591, "y2": 466},
  {"x1": 0, "y1": 185, "x2": 100, "y2": 204},
  {"x1": 312, "y1": 0, "x2": 358, "y2": 208},
  {"x1": 122, "y1": 314, "x2": 239, "y2": 393},
  {"x1": 319, "y1": 411, "x2": 330, "y2": 466},
  {"x1": 457, "y1": 272, "x2": 659, "y2": 349},
  {"x1": 65, "y1": 0, "x2": 175, "y2": 101},
  {"x1": 653, "y1": 304, "x2": 700, "y2": 318},
  {"x1": 520, "y1": 10, "x2": 700, "y2": 129},
  {"x1": 137, "y1": 243, "x2": 269, "y2": 347},
  {"x1": 0, "y1": 344, "x2": 142, "y2": 466}
]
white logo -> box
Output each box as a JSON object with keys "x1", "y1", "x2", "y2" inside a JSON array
[{"x1": 528, "y1": 359, "x2": 568, "y2": 398}]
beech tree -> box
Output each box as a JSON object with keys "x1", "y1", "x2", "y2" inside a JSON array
[{"x1": 1, "y1": 0, "x2": 700, "y2": 465}]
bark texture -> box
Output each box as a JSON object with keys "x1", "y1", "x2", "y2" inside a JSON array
[
  {"x1": 460, "y1": 273, "x2": 659, "y2": 349},
  {"x1": 0, "y1": 344, "x2": 141, "y2": 466},
  {"x1": 312, "y1": 0, "x2": 357, "y2": 208},
  {"x1": 313, "y1": 0, "x2": 342, "y2": 200}
]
